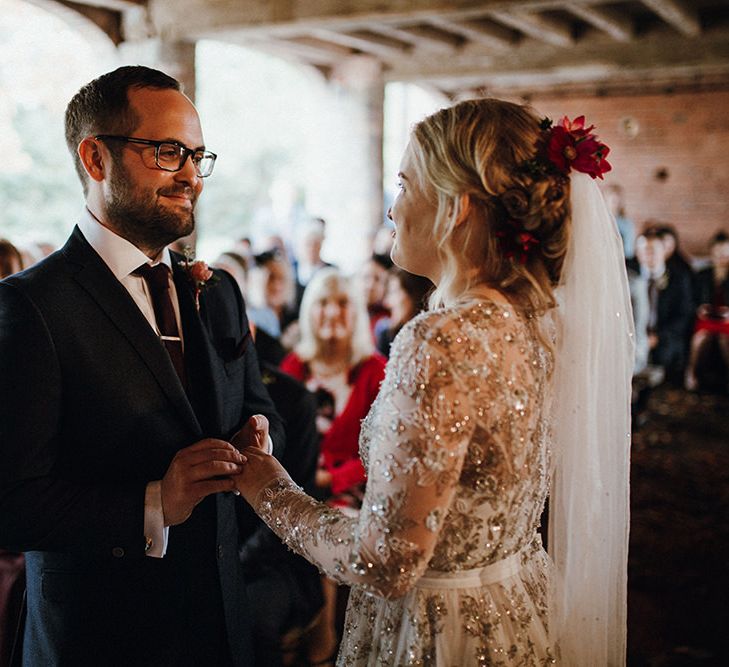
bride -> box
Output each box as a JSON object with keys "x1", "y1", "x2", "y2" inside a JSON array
[{"x1": 234, "y1": 99, "x2": 633, "y2": 666}]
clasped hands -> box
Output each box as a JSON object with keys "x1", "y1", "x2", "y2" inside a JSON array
[{"x1": 160, "y1": 415, "x2": 288, "y2": 526}]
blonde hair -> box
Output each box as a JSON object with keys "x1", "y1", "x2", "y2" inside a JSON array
[
  {"x1": 295, "y1": 267, "x2": 374, "y2": 366},
  {"x1": 408, "y1": 98, "x2": 571, "y2": 313}
]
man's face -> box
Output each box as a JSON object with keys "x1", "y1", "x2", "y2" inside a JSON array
[
  {"x1": 103, "y1": 87, "x2": 205, "y2": 253},
  {"x1": 635, "y1": 236, "x2": 666, "y2": 271}
]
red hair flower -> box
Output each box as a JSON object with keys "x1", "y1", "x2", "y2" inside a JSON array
[
  {"x1": 496, "y1": 220, "x2": 540, "y2": 265},
  {"x1": 545, "y1": 115, "x2": 612, "y2": 179}
]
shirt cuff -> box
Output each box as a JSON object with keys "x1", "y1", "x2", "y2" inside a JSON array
[{"x1": 144, "y1": 481, "x2": 168, "y2": 558}]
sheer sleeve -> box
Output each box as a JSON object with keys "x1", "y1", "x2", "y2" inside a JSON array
[{"x1": 253, "y1": 316, "x2": 475, "y2": 599}]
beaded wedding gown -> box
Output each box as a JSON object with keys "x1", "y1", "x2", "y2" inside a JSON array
[{"x1": 255, "y1": 299, "x2": 557, "y2": 666}]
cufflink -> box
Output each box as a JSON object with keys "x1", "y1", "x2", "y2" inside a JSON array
[{"x1": 144, "y1": 536, "x2": 153, "y2": 553}]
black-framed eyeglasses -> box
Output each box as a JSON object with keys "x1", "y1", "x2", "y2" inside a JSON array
[{"x1": 95, "y1": 135, "x2": 217, "y2": 178}]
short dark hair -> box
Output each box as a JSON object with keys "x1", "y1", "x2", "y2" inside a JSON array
[
  {"x1": 710, "y1": 230, "x2": 729, "y2": 246},
  {"x1": 370, "y1": 252, "x2": 393, "y2": 271},
  {"x1": 64, "y1": 65, "x2": 181, "y2": 194},
  {"x1": 0, "y1": 239, "x2": 23, "y2": 279}
]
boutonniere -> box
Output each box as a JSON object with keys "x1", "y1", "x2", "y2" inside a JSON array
[
  {"x1": 179, "y1": 246, "x2": 219, "y2": 311},
  {"x1": 656, "y1": 271, "x2": 670, "y2": 291}
]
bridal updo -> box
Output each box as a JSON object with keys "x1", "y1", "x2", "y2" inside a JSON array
[{"x1": 408, "y1": 98, "x2": 571, "y2": 312}]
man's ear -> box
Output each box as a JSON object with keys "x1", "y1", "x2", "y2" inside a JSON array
[{"x1": 77, "y1": 137, "x2": 107, "y2": 183}]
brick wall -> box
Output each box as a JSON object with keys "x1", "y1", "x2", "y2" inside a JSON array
[{"x1": 529, "y1": 91, "x2": 729, "y2": 258}]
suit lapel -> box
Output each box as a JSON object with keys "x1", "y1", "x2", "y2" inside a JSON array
[
  {"x1": 172, "y1": 256, "x2": 225, "y2": 436},
  {"x1": 63, "y1": 228, "x2": 201, "y2": 437}
]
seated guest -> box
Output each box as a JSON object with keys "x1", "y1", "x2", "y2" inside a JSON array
[
  {"x1": 238, "y1": 325, "x2": 323, "y2": 667},
  {"x1": 655, "y1": 223, "x2": 694, "y2": 282},
  {"x1": 0, "y1": 240, "x2": 25, "y2": 666},
  {"x1": 635, "y1": 230, "x2": 694, "y2": 382},
  {"x1": 374, "y1": 267, "x2": 432, "y2": 357},
  {"x1": 280, "y1": 268, "x2": 385, "y2": 664},
  {"x1": 214, "y1": 250, "x2": 249, "y2": 297},
  {"x1": 292, "y1": 218, "x2": 332, "y2": 310},
  {"x1": 604, "y1": 183, "x2": 635, "y2": 259},
  {"x1": 0, "y1": 239, "x2": 23, "y2": 279},
  {"x1": 685, "y1": 231, "x2": 729, "y2": 391},
  {"x1": 359, "y1": 253, "x2": 392, "y2": 334},
  {"x1": 247, "y1": 249, "x2": 297, "y2": 338}
]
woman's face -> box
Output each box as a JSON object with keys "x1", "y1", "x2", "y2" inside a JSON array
[
  {"x1": 264, "y1": 261, "x2": 288, "y2": 308},
  {"x1": 311, "y1": 288, "x2": 354, "y2": 344},
  {"x1": 388, "y1": 143, "x2": 440, "y2": 280},
  {"x1": 384, "y1": 276, "x2": 413, "y2": 327}
]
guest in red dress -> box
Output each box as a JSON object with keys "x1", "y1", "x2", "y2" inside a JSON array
[
  {"x1": 685, "y1": 231, "x2": 729, "y2": 391},
  {"x1": 281, "y1": 267, "x2": 385, "y2": 510}
]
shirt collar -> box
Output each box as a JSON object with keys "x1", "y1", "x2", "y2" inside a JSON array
[{"x1": 78, "y1": 208, "x2": 173, "y2": 279}]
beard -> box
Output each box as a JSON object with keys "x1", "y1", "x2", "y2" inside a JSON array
[{"x1": 105, "y1": 161, "x2": 197, "y2": 253}]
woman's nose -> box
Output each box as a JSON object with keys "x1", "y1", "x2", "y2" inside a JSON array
[{"x1": 387, "y1": 207, "x2": 393, "y2": 221}]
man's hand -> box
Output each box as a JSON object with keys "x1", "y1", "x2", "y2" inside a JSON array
[
  {"x1": 161, "y1": 438, "x2": 244, "y2": 526},
  {"x1": 231, "y1": 414, "x2": 269, "y2": 452}
]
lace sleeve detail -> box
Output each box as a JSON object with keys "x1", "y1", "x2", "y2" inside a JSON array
[{"x1": 254, "y1": 312, "x2": 475, "y2": 598}]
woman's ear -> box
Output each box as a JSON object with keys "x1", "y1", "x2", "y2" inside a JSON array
[
  {"x1": 451, "y1": 193, "x2": 472, "y2": 227},
  {"x1": 77, "y1": 137, "x2": 107, "y2": 183}
]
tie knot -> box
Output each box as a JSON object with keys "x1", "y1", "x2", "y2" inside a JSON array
[{"x1": 134, "y1": 263, "x2": 171, "y2": 291}]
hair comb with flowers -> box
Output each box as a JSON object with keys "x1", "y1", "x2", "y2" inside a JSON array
[{"x1": 496, "y1": 115, "x2": 612, "y2": 263}]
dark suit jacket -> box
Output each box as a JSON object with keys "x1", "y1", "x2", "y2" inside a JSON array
[
  {"x1": 650, "y1": 267, "x2": 694, "y2": 370},
  {"x1": 0, "y1": 227, "x2": 283, "y2": 666}
]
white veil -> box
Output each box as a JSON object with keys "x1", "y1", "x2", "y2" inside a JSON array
[{"x1": 549, "y1": 173, "x2": 634, "y2": 665}]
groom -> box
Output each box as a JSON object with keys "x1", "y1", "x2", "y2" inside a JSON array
[{"x1": 0, "y1": 66, "x2": 283, "y2": 665}]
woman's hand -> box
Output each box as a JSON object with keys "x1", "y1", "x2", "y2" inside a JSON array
[
  {"x1": 232, "y1": 446, "x2": 291, "y2": 508},
  {"x1": 231, "y1": 414, "x2": 269, "y2": 451}
]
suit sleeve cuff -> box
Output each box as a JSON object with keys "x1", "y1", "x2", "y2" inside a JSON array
[{"x1": 144, "y1": 481, "x2": 168, "y2": 558}]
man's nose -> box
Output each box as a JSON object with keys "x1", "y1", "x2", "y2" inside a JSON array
[{"x1": 175, "y1": 152, "x2": 201, "y2": 186}]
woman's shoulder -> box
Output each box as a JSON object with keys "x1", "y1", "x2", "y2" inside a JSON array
[{"x1": 400, "y1": 299, "x2": 518, "y2": 343}]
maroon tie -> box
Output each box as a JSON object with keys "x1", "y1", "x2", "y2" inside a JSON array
[{"x1": 134, "y1": 263, "x2": 187, "y2": 387}]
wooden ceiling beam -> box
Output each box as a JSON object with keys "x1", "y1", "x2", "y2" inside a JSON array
[
  {"x1": 564, "y1": 2, "x2": 634, "y2": 42},
  {"x1": 309, "y1": 28, "x2": 410, "y2": 60},
  {"x1": 425, "y1": 16, "x2": 517, "y2": 50},
  {"x1": 386, "y1": 25, "x2": 729, "y2": 90},
  {"x1": 370, "y1": 24, "x2": 463, "y2": 54},
  {"x1": 488, "y1": 9, "x2": 574, "y2": 48},
  {"x1": 640, "y1": 0, "x2": 701, "y2": 37}
]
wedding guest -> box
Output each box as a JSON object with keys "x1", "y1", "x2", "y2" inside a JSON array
[
  {"x1": 635, "y1": 230, "x2": 694, "y2": 382},
  {"x1": 0, "y1": 239, "x2": 25, "y2": 667},
  {"x1": 234, "y1": 101, "x2": 633, "y2": 665},
  {"x1": 0, "y1": 240, "x2": 23, "y2": 278},
  {"x1": 280, "y1": 267, "x2": 385, "y2": 665},
  {"x1": 604, "y1": 184, "x2": 635, "y2": 259},
  {"x1": 359, "y1": 253, "x2": 391, "y2": 333},
  {"x1": 374, "y1": 267, "x2": 432, "y2": 357},
  {"x1": 247, "y1": 249, "x2": 297, "y2": 338},
  {"x1": 292, "y1": 218, "x2": 332, "y2": 310},
  {"x1": 214, "y1": 250, "x2": 249, "y2": 297},
  {"x1": 685, "y1": 231, "x2": 729, "y2": 391}
]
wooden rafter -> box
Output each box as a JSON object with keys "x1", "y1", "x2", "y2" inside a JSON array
[
  {"x1": 564, "y1": 2, "x2": 634, "y2": 42},
  {"x1": 425, "y1": 16, "x2": 517, "y2": 50},
  {"x1": 640, "y1": 0, "x2": 701, "y2": 37},
  {"x1": 488, "y1": 9, "x2": 574, "y2": 48}
]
